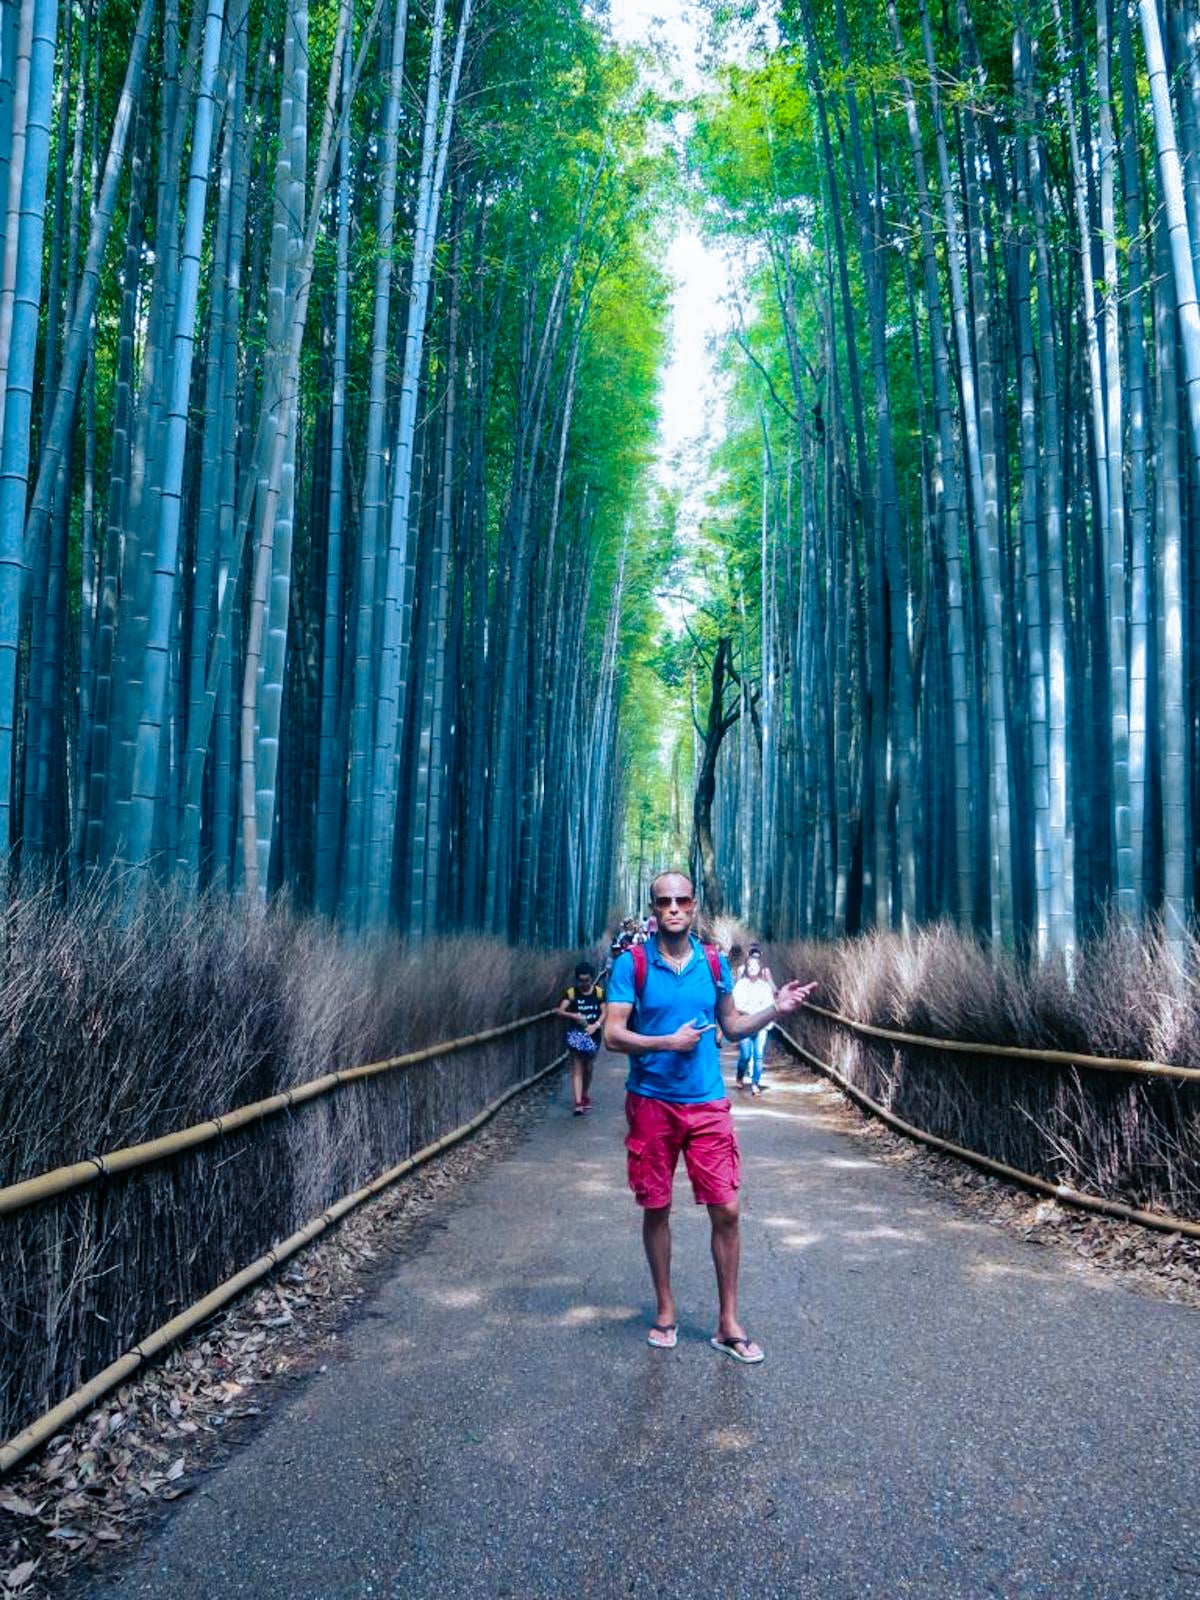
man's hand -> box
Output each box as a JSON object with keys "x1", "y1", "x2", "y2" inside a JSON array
[
  {"x1": 666, "y1": 1021, "x2": 704, "y2": 1053},
  {"x1": 773, "y1": 980, "x2": 818, "y2": 1015}
]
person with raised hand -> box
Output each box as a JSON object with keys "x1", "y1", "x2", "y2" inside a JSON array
[{"x1": 604, "y1": 870, "x2": 817, "y2": 1364}]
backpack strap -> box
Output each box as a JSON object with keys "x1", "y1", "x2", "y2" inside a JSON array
[
  {"x1": 632, "y1": 942, "x2": 648, "y2": 999},
  {"x1": 703, "y1": 943, "x2": 723, "y2": 994},
  {"x1": 633, "y1": 941, "x2": 721, "y2": 1001}
]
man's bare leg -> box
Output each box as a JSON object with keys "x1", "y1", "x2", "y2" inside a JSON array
[
  {"x1": 709, "y1": 1200, "x2": 754, "y2": 1346},
  {"x1": 642, "y1": 1205, "x2": 676, "y2": 1332}
]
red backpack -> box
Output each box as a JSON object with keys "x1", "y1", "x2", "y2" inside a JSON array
[{"x1": 631, "y1": 941, "x2": 723, "y2": 1004}]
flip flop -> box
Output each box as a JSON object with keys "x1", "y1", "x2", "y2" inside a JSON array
[
  {"x1": 647, "y1": 1323, "x2": 678, "y2": 1349},
  {"x1": 710, "y1": 1335, "x2": 764, "y2": 1364}
]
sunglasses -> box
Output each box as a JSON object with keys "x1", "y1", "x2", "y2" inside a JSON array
[{"x1": 653, "y1": 894, "x2": 694, "y2": 910}]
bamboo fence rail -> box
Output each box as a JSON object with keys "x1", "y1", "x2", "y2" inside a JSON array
[
  {"x1": 775, "y1": 1021, "x2": 1200, "y2": 1243},
  {"x1": 0, "y1": 1043, "x2": 567, "y2": 1476},
  {"x1": 0, "y1": 1010, "x2": 556, "y2": 1216},
  {"x1": 16, "y1": 1000, "x2": 1193, "y2": 1479},
  {"x1": 802, "y1": 1001, "x2": 1200, "y2": 1083}
]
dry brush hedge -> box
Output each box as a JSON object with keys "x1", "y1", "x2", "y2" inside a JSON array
[
  {"x1": 772, "y1": 922, "x2": 1200, "y2": 1223},
  {"x1": 0, "y1": 885, "x2": 570, "y2": 1444}
]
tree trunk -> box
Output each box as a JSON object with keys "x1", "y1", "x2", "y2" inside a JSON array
[{"x1": 364, "y1": 0, "x2": 471, "y2": 926}]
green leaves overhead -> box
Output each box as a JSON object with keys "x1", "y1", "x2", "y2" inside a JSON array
[
  {"x1": 690, "y1": 53, "x2": 816, "y2": 229},
  {"x1": 1, "y1": 0, "x2": 678, "y2": 941}
]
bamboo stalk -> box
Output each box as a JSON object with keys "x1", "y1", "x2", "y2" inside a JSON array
[
  {"x1": 802, "y1": 1002, "x2": 1200, "y2": 1085},
  {"x1": 774, "y1": 1025, "x2": 1200, "y2": 1242},
  {"x1": 0, "y1": 1046, "x2": 568, "y2": 1477},
  {"x1": 0, "y1": 1010, "x2": 555, "y2": 1215}
]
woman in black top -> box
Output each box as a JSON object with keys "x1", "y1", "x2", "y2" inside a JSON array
[{"x1": 556, "y1": 960, "x2": 607, "y2": 1115}]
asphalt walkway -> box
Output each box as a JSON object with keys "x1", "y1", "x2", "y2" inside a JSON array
[{"x1": 92, "y1": 1049, "x2": 1200, "y2": 1599}]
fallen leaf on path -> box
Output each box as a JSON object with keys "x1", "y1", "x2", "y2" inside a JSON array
[
  {"x1": 160, "y1": 1481, "x2": 196, "y2": 1502},
  {"x1": 0, "y1": 1497, "x2": 40, "y2": 1519}
]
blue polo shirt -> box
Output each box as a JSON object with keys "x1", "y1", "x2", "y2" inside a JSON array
[{"x1": 607, "y1": 937, "x2": 733, "y2": 1104}]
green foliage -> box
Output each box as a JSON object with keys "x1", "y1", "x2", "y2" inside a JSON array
[{"x1": 689, "y1": 52, "x2": 817, "y2": 233}]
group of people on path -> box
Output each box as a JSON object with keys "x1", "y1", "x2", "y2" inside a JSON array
[
  {"x1": 555, "y1": 870, "x2": 816, "y2": 1366},
  {"x1": 558, "y1": 921, "x2": 785, "y2": 1115},
  {"x1": 607, "y1": 913, "x2": 657, "y2": 961}
]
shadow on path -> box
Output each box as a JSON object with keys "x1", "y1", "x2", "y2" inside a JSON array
[{"x1": 90, "y1": 1049, "x2": 1200, "y2": 1599}]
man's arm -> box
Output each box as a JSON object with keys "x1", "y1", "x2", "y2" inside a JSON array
[
  {"x1": 603, "y1": 1001, "x2": 703, "y2": 1057},
  {"x1": 717, "y1": 980, "x2": 818, "y2": 1040}
]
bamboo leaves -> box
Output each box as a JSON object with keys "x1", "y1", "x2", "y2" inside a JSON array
[
  {"x1": 0, "y1": 0, "x2": 667, "y2": 945},
  {"x1": 683, "y1": 0, "x2": 1200, "y2": 957}
]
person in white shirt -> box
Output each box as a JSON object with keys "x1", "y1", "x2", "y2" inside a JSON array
[{"x1": 732, "y1": 948, "x2": 775, "y2": 1094}]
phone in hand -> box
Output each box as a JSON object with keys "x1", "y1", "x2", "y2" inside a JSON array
[{"x1": 690, "y1": 1019, "x2": 716, "y2": 1033}]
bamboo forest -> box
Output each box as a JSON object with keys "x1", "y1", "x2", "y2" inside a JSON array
[
  {"x1": 11, "y1": 5, "x2": 1200, "y2": 1584},
  {"x1": 1, "y1": 0, "x2": 1200, "y2": 962}
]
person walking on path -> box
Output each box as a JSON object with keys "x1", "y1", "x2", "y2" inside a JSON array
[
  {"x1": 733, "y1": 949, "x2": 776, "y2": 1094},
  {"x1": 557, "y1": 961, "x2": 607, "y2": 1115},
  {"x1": 604, "y1": 870, "x2": 816, "y2": 1363}
]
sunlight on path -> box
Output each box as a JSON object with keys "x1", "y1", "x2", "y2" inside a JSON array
[{"x1": 94, "y1": 1049, "x2": 1200, "y2": 1600}]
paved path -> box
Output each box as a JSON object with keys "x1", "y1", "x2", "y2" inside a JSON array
[{"x1": 92, "y1": 1050, "x2": 1199, "y2": 1599}]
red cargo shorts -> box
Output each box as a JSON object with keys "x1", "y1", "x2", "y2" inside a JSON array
[{"x1": 624, "y1": 1091, "x2": 741, "y2": 1209}]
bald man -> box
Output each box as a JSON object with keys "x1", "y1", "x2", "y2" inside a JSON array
[{"x1": 604, "y1": 870, "x2": 816, "y2": 1362}]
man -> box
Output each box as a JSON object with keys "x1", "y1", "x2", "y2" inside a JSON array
[{"x1": 604, "y1": 869, "x2": 816, "y2": 1363}]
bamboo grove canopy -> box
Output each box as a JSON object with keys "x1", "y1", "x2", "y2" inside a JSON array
[
  {"x1": 6, "y1": 0, "x2": 1200, "y2": 959},
  {"x1": 671, "y1": 0, "x2": 1200, "y2": 963},
  {"x1": 0, "y1": 0, "x2": 668, "y2": 943}
]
